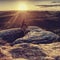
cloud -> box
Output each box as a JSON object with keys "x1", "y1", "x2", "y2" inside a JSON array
[
  {"x1": 36, "y1": 4, "x2": 60, "y2": 7},
  {"x1": 52, "y1": 0, "x2": 60, "y2": 3}
]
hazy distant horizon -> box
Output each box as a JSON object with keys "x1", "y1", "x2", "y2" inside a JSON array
[{"x1": 0, "y1": 0, "x2": 60, "y2": 11}]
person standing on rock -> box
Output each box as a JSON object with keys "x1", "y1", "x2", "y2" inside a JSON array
[{"x1": 21, "y1": 20, "x2": 28, "y2": 35}]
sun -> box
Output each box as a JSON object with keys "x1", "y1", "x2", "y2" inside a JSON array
[{"x1": 18, "y1": 3, "x2": 28, "y2": 11}]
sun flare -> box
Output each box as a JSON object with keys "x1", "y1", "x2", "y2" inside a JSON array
[{"x1": 18, "y1": 3, "x2": 28, "y2": 11}]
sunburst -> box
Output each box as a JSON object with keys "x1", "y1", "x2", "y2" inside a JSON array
[{"x1": 18, "y1": 3, "x2": 28, "y2": 11}]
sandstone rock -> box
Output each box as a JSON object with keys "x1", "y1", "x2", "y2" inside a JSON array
[
  {"x1": 0, "y1": 28, "x2": 24, "y2": 43},
  {"x1": 9, "y1": 43, "x2": 46, "y2": 60},
  {"x1": 13, "y1": 26, "x2": 59, "y2": 45}
]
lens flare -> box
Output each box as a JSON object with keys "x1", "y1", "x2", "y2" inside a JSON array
[{"x1": 18, "y1": 3, "x2": 28, "y2": 11}]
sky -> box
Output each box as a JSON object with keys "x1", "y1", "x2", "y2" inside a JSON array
[{"x1": 0, "y1": 0, "x2": 60, "y2": 11}]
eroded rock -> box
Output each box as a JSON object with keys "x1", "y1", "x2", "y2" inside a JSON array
[
  {"x1": 0, "y1": 28, "x2": 24, "y2": 43},
  {"x1": 13, "y1": 26, "x2": 59, "y2": 45}
]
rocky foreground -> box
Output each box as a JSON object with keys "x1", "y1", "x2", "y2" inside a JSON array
[{"x1": 0, "y1": 26, "x2": 60, "y2": 60}]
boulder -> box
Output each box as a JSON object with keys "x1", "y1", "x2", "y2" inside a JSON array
[
  {"x1": 0, "y1": 28, "x2": 24, "y2": 43},
  {"x1": 9, "y1": 43, "x2": 46, "y2": 60},
  {"x1": 13, "y1": 26, "x2": 59, "y2": 45}
]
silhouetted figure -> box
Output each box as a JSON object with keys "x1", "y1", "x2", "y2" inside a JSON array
[{"x1": 21, "y1": 20, "x2": 28, "y2": 35}]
